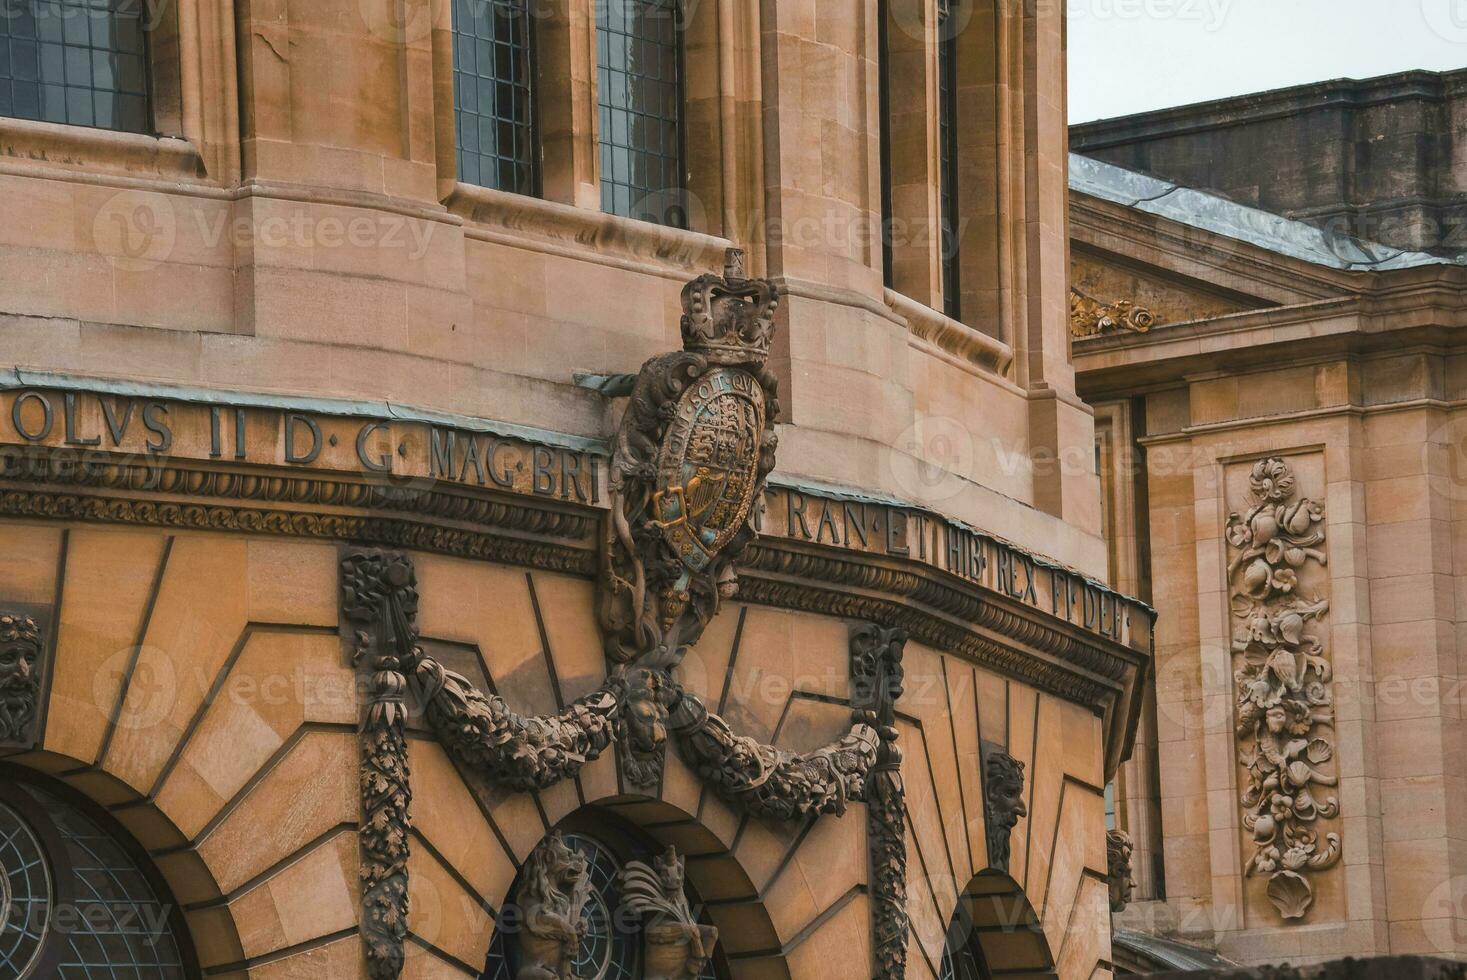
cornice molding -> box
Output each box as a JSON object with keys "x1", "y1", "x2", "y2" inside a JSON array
[{"x1": 0, "y1": 445, "x2": 1147, "y2": 779}]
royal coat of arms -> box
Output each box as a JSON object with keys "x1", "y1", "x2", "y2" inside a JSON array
[{"x1": 597, "y1": 249, "x2": 780, "y2": 785}]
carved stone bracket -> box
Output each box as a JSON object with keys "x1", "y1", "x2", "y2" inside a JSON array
[
  {"x1": 0, "y1": 611, "x2": 43, "y2": 749},
  {"x1": 982, "y1": 745, "x2": 1027, "y2": 873},
  {"x1": 851, "y1": 624, "x2": 909, "y2": 980},
  {"x1": 1107, "y1": 829, "x2": 1135, "y2": 913},
  {"x1": 514, "y1": 832, "x2": 593, "y2": 980},
  {"x1": 1226, "y1": 457, "x2": 1340, "y2": 921},
  {"x1": 620, "y1": 846, "x2": 719, "y2": 980}
]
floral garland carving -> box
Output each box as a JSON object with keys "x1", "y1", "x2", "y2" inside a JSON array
[
  {"x1": 851, "y1": 624, "x2": 909, "y2": 980},
  {"x1": 665, "y1": 687, "x2": 881, "y2": 821},
  {"x1": 1226, "y1": 457, "x2": 1340, "y2": 921},
  {"x1": 412, "y1": 656, "x2": 620, "y2": 792},
  {"x1": 341, "y1": 551, "x2": 416, "y2": 979}
]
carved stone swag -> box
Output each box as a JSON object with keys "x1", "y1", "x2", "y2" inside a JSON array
[{"x1": 342, "y1": 252, "x2": 915, "y2": 979}]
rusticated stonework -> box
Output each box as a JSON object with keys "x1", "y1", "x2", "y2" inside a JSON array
[{"x1": 1226, "y1": 457, "x2": 1340, "y2": 921}]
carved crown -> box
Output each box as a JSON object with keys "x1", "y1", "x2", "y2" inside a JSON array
[{"x1": 680, "y1": 248, "x2": 779, "y2": 366}]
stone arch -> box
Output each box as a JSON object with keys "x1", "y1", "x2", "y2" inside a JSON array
[
  {"x1": 0, "y1": 757, "x2": 236, "y2": 975},
  {"x1": 942, "y1": 870, "x2": 1055, "y2": 979}
]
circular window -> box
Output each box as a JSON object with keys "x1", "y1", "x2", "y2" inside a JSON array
[
  {"x1": 0, "y1": 777, "x2": 195, "y2": 978},
  {"x1": 0, "y1": 801, "x2": 49, "y2": 976}
]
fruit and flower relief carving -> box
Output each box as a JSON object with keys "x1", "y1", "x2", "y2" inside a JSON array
[{"x1": 1225, "y1": 456, "x2": 1341, "y2": 922}]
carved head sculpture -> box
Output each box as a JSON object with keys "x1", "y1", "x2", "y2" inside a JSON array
[
  {"x1": 679, "y1": 250, "x2": 779, "y2": 368},
  {"x1": 1106, "y1": 829, "x2": 1136, "y2": 913},
  {"x1": 983, "y1": 750, "x2": 1027, "y2": 871},
  {"x1": 0, "y1": 613, "x2": 42, "y2": 744}
]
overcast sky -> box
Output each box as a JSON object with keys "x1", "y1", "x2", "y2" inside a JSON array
[{"x1": 1068, "y1": 0, "x2": 1467, "y2": 123}]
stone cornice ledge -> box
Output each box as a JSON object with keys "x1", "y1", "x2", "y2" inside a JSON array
[
  {"x1": 447, "y1": 182, "x2": 734, "y2": 279},
  {"x1": 0, "y1": 116, "x2": 205, "y2": 181},
  {"x1": 885, "y1": 288, "x2": 1015, "y2": 376},
  {"x1": 0, "y1": 448, "x2": 1147, "y2": 780}
]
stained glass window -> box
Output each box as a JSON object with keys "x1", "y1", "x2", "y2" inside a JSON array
[
  {"x1": 0, "y1": 0, "x2": 150, "y2": 133},
  {"x1": 596, "y1": 0, "x2": 686, "y2": 226},
  {"x1": 453, "y1": 0, "x2": 537, "y2": 194}
]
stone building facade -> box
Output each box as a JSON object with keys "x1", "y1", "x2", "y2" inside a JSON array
[
  {"x1": 0, "y1": 1, "x2": 1149, "y2": 979},
  {"x1": 1072, "y1": 70, "x2": 1467, "y2": 970}
]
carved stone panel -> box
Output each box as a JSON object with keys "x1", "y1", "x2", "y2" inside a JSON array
[
  {"x1": 0, "y1": 610, "x2": 45, "y2": 750},
  {"x1": 1225, "y1": 455, "x2": 1341, "y2": 922}
]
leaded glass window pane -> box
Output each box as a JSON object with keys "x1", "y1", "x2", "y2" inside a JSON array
[
  {"x1": 937, "y1": 0, "x2": 961, "y2": 320},
  {"x1": 0, "y1": 0, "x2": 149, "y2": 133},
  {"x1": 596, "y1": 0, "x2": 686, "y2": 227},
  {"x1": 453, "y1": 0, "x2": 537, "y2": 195}
]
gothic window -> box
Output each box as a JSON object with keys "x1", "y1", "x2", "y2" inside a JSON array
[
  {"x1": 0, "y1": 777, "x2": 194, "y2": 978},
  {"x1": 481, "y1": 832, "x2": 721, "y2": 980},
  {"x1": 453, "y1": 0, "x2": 538, "y2": 194},
  {"x1": 0, "y1": 0, "x2": 150, "y2": 133},
  {"x1": 596, "y1": 0, "x2": 686, "y2": 226}
]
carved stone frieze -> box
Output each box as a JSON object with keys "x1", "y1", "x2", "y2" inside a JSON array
[
  {"x1": 1070, "y1": 287, "x2": 1157, "y2": 337},
  {"x1": 619, "y1": 846, "x2": 719, "y2": 980},
  {"x1": 851, "y1": 624, "x2": 909, "y2": 980},
  {"x1": 514, "y1": 832, "x2": 593, "y2": 980},
  {"x1": 0, "y1": 612, "x2": 42, "y2": 747},
  {"x1": 1226, "y1": 456, "x2": 1340, "y2": 922},
  {"x1": 983, "y1": 746, "x2": 1027, "y2": 873},
  {"x1": 1107, "y1": 829, "x2": 1135, "y2": 913}
]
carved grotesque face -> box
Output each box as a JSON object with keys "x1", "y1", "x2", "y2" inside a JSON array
[
  {"x1": 0, "y1": 615, "x2": 41, "y2": 744},
  {"x1": 1265, "y1": 705, "x2": 1289, "y2": 735},
  {"x1": 986, "y1": 754, "x2": 1027, "y2": 828}
]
